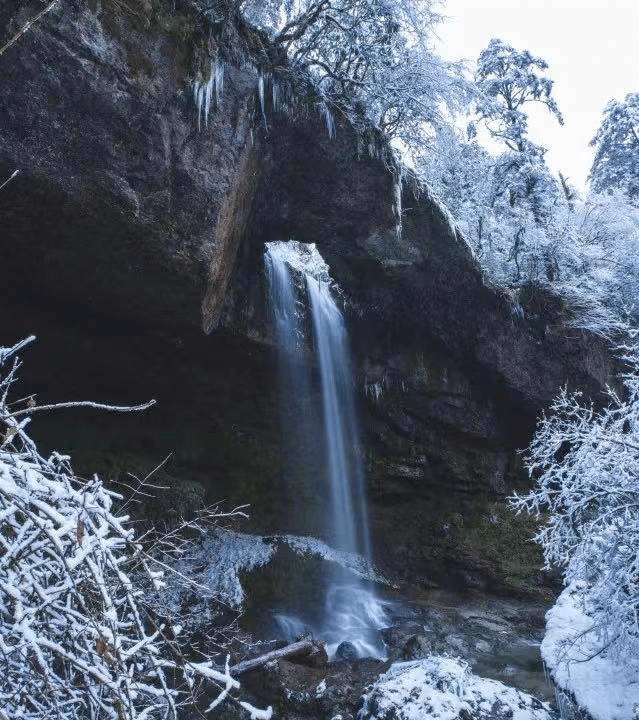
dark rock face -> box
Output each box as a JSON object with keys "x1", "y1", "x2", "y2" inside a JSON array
[
  {"x1": 222, "y1": 109, "x2": 614, "y2": 591},
  {"x1": 0, "y1": 2, "x2": 615, "y2": 593},
  {"x1": 0, "y1": 0, "x2": 259, "y2": 331}
]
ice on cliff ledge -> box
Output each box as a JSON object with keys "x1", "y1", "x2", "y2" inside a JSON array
[{"x1": 358, "y1": 656, "x2": 556, "y2": 720}]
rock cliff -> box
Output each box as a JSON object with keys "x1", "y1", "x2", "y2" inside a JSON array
[{"x1": 0, "y1": 0, "x2": 614, "y2": 593}]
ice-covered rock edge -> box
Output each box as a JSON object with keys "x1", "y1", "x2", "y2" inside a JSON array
[
  {"x1": 541, "y1": 582, "x2": 639, "y2": 720},
  {"x1": 157, "y1": 527, "x2": 392, "y2": 619}
]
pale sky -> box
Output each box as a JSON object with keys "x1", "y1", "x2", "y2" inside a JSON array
[{"x1": 435, "y1": 0, "x2": 639, "y2": 189}]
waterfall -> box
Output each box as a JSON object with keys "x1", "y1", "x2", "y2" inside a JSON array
[
  {"x1": 307, "y1": 277, "x2": 371, "y2": 561},
  {"x1": 265, "y1": 241, "x2": 387, "y2": 659}
]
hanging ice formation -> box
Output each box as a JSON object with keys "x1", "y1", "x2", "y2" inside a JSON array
[
  {"x1": 265, "y1": 240, "x2": 387, "y2": 659},
  {"x1": 192, "y1": 60, "x2": 225, "y2": 130}
]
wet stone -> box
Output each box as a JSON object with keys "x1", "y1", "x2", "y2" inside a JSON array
[{"x1": 335, "y1": 641, "x2": 359, "y2": 662}]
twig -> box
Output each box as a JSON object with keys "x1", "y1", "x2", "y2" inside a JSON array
[
  {"x1": 5, "y1": 398, "x2": 156, "y2": 419},
  {"x1": 0, "y1": 0, "x2": 59, "y2": 57},
  {"x1": 0, "y1": 170, "x2": 19, "y2": 191}
]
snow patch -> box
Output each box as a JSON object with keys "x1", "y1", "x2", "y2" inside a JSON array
[
  {"x1": 266, "y1": 241, "x2": 332, "y2": 284},
  {"x1": 542, "y1": 583, "x2": 639, "y2": 720},
  {"x1": 358, "y1": 656, "x2": 556, "y2": 720}
]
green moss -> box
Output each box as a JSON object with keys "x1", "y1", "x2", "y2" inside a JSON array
[
  {"x1": 454, "y1": 500, "x2": 545, "y2": 592},
  {"x1": 97, "y1": 0, "x2": 212, "y2": 82}
]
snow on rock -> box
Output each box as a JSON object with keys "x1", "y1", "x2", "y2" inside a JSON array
[
  {"x1": 158, "y1": 529, "x2": 391, "y2": 621},
  {"x1": 282, "y1": 534, "x2": 391, "y2": 585},
  {"x1": 358, "y1": 656, "x2": 556, "y2": 720},
  {"x1": 542, "y1": 583, "x2": 639, "y2": 720},
  {"x1": 266, "y1": 241, "x2": 332, "y2": 283}
]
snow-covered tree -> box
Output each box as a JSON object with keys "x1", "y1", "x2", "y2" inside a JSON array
[
  {"x1": 436, "y1": 39, "x2": 565, "y2": 284},
  {"x1": 238, "y1": 0, "x2": 464, "y2": 157},
  {"x1": 0, "y1": 337, "x2": 269, "y2": 720},
  {"x1": 474, "y1": 38, "x2": 563, "y2": 154},
  {"x1": 590, "y1": 92, "x2": 639, "y2": 204},
  {"x1": 511, "y1": 336, "x2": 639, "y2": 659}
]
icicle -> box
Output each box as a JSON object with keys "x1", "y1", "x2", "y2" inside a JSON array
[
  {"x1": 196, "y1": 84, "x2": 204, "y2": 132},
  {"x1": 393, "y1": 167, "x2": 404, "y2": 239},
  {"x1": 258, "y1": 75, "x2": 265, "y2": 115},
  {"x1": 272, "y1": 80, "x2": 280, "y2": 113},
  {"x1": 318, "y1": 102, "x2": 335, "y2": 139},
  {"x1": 203, "y1": 68, "x2": 213, "y2": 129},
  {"x1": 214, "y1": 60, "x2": 224, "y2": 108}
]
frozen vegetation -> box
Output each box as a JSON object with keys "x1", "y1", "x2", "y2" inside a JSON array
[
  {"x1": 282, "y1": 534, "x2": 390, "y2": 585},
  {"x1": 0, "y1": 338, "x2": 270, "y2": 720}
]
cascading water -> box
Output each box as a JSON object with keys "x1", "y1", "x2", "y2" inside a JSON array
[
  {"x1": 265, "y1": 241, "x2": 387, "y2": 659},
  {"x1": 307, "y1": 277, "x2": 371, "y2": 560}
]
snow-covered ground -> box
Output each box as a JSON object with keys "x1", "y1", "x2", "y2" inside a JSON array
[
  {"x1": 542, "y1": 583, "x2": 639, "y2": 720},
  {"x1": 358, "y1": 656, "x2": 556, "y2": 720}
]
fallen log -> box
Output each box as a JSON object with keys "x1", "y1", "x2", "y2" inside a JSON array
[{"x1": 230, "y1": 638, "x2": 326, "y2": 675}]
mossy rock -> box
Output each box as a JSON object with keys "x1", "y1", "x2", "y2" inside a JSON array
[{"x1": 450, "y1": 500, "x2": 546, "y2": 595}]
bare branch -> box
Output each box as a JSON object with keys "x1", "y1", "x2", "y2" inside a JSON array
[{"x1": 0, "y1": 0, "x2": 59, "y2": 57}]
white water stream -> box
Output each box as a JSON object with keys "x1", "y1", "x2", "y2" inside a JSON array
[{"x1": 265, "y1": 241, "x2": 387, "y2": 658}]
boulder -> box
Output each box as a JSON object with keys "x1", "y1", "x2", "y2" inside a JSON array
[{"x1": 358, "y1": 657, "x2": 557, "y2": 720}]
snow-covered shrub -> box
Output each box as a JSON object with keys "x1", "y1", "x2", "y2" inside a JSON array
[
  {"x1": 511, "y1": 334, "x2": 639, "y2": 661},
  {"x1": 0, "y1": 337, "x2": 269, "y2": 720}
]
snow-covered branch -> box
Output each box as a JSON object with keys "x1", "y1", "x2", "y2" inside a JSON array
[
  {"x1": 511, "y1": 337, "x2": 639, "y2": 660},
  {"x1": 0, "y1": 338, "x2": 270, "y2": 719}
]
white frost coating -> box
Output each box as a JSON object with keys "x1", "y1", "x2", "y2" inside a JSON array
[
  {"x1": 158, "y1": 528, "x2": 275, "y2": 612},
  {"x1": 422, "y1": 182, "x2": 469, "y2": 250},
  {"x1": 542, "y1": 583, "x2": 639, "y2": 720},
  {"x1": 239, "y1": 701, "x2": 273, "y2": 719},
  {"x1": 358, "y1": 657, "x2": 556, "y2": 720},
  {"x1": 282, "y1": 534, "x2": 389, "y2": 585},
  {"x1": 266, "y1": 240, "x2": 331, "y2": 283}
]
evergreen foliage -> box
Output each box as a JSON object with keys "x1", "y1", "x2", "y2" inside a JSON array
[{"x1": 590, "y1": 92, "x2": 639, "y2": 204}]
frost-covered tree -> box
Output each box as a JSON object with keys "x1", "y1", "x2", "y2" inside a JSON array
[
  {"x1": 511, "y1": 336, "x2": 639, "y2": 659},
  {"x1": 475, "y1": 38, "x2": 563, "y2": 154},
  {"x1": 0, "y1": 337, "x2": 269, "y2": 720},
  {"x1": 238, "y1": 0, "x2": 464, "y2": 155},
  {"x1": 442, "y1": 39, "x2": 566, "y2": 284},
  {"x1": 590, "y1": 92, "x2": 639, "y2": 204}
]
